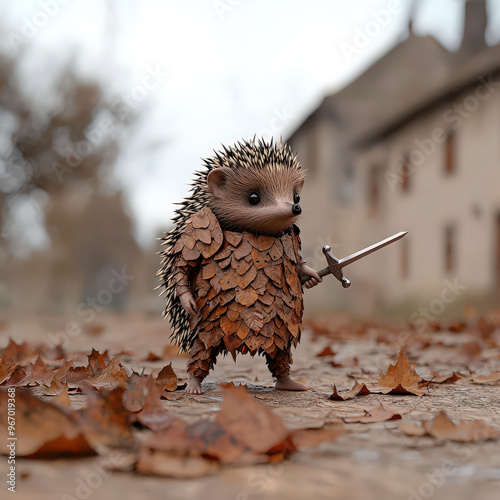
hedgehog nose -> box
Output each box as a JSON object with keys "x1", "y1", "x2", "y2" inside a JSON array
[{"x1": 292, "y1": 204, "x2": 302, "y2": 215}]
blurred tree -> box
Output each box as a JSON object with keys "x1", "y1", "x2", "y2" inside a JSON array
[{"x1": 0, "y1": 46, "x2": 143, "y2": 312}]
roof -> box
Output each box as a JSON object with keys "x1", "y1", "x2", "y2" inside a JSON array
[{"x1": 288, "y1": 13, "x2": 500, "y2": 148}]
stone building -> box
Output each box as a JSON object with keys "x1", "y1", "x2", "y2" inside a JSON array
[{"x1": 288, "y1": 0, "x2": 500, "y2": 317}]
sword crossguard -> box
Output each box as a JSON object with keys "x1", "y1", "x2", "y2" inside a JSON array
[{"x1": 321, "y1": 246, "x2": 351, "y2": 288}]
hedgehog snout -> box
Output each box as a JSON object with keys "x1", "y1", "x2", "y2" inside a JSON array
[{"x1": 292, "y1": 203, "x2": 302, "y2": 215}]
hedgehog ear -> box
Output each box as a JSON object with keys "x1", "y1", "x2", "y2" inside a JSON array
[
  {"x1": 295, "y1": 178, "x2": 305, "y2": 194},
  {"x1": 207, "y1": 167, "x2": 231, "y2": 198}
]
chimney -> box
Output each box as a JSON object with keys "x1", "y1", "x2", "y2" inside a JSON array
[{"x1": 461, "y1": 0, "x2": 487, "y2": 51}]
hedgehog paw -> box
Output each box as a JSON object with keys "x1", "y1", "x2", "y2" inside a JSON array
[
  {"x1": 275, "y1": 375, "x2": 309, "y2": 391},
  {"x1": 185, "y1": 376, "x2": 204, "y2": 395}
]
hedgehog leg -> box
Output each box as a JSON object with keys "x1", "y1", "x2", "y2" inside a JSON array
[
  {"x1": 265, "y1": 348, "x2": 309, "y2": 391},
  {"x1": 185, "y1": 338, "x2": 219, "y2": 395}
]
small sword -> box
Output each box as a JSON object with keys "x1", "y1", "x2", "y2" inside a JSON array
[{"x1": 301, "y1": 231, "x2": 408, "y2": 288}]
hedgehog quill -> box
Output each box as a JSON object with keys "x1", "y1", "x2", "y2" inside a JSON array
[{"x1": 157, "y1": 138, "x2": 322, "y2": 394}]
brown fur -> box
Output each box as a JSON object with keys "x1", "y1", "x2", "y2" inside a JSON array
[{"x1": 208, "y1": 165, "x2": 305, "y2": 235}]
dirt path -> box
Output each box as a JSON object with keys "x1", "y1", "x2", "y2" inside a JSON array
[{"x1": 2, "y1": 312, "x2": 500, "y2": 500}]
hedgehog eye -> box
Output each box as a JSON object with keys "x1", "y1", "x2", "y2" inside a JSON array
[
  {"x1": 248, "y1": 192, "x2": 260, "y2": 205},
  {"x1": 294, "y1": 193, "x2": 300, "y2": 204}
]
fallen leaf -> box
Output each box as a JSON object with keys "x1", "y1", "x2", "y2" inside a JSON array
[
  {"x1": 316, "y1": 346, "x2": 336, "y2": 357},
  {"x1": 136, "y1": 384, "x2": 340, "y2": 477},
  {"x1": 26, "y1": 357, "x2": 56, "y2": 386},
  {"x1": 0, "y1": 389, "x2": 96, "y2": 458},
  {"x1": 288, "y1": 426, "x2": 345, "y2": 447},
  {"x1": 145, "y1": 351, "x2": 162, "y2": 361},
  {"x1": 375, "y1": 348, "x2": 426, "y2": 396},
  {"x1": 428, "y1": 372, "x2": 463, "y2": 384},
  {"x1": 85, "y1": 324, "x2": 105, "y2": 336},
  {"x1": 52, "y1": 388, "x2": 72, "y2": 408},
  {"x1": 471, "y1": 371, "x2": 500, "y2": 384},
  {"x1": 397, "y1": 421, "x2": 427, "y2": 436},
  {"x1": 155, "y1": 363, "x2": 178, "y2": 392},
  {"x1": 129, "y1": 375, "x2": 172, "y2": 430},
  {"x1": 2, "y1": 339, "x2": 37, "y2": 365},
  {"x1": 77, "y1": 386, "x2": 134, "y2": 448},
  {"x1": 425, "y1": 411, "x2": 498, "y2": 442},
  {"x1": 88, "y1": 357, "x2": 128, "y2": 390},
  {"x1": 399, "y1": 411, "x2": 499, "y2": 442},
  {"x1": 328, "y1": 382, "x2": 371, "y2": 401},
  {"x1": 123, "y1": 373, "x2": 150, "y2": 412},
  {"x1": 342, "y1": 404, "x2": 413, "y2": 424},
  {"x1": 0, "y1": 362, "x2": 15, "y2": 385}
]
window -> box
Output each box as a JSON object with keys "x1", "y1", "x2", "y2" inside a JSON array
[
  {"x1": 368, "y1": 166, "x2": 379, "y2": 217},
  {"x1": 400, "y1": 238, "x2": 409, "y2": 279},
  {"x1": 401, "y1": 158, "x2": 410, "y2": 192},
  {"x1": 445, "y1": 225, "x2": 455, "y2": 272},
  {"x1": 445, "y1": 133, "x2": 455, "y2": 174}
]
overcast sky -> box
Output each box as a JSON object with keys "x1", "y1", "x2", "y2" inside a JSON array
[{"x1": 2, "y1": 0, "x2": 499, "y2": 250}]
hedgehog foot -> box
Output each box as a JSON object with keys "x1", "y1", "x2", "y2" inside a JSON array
[
  {"x1": 275, "y1": 375, "x2": 309, "y2": 391},
  {"x1": 185, "y1": 375, "x2": 204, "y2": 394}
]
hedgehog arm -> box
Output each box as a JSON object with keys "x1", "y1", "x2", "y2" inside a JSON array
[{"x1": 173, "y1": 257, "x2": 197, "y2": 298}]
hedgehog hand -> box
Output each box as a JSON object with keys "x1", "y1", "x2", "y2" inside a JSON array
[
  {"x1": 179, "y1": 291, "x2": 198, "y2": 316},
  {"x1": 300, "y1": 263, "x2": 323, "y2": 289}
]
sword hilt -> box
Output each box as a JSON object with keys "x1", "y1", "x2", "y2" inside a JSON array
[{"x1": 301, "y1": 245, "x2": 351, "y2": 288}]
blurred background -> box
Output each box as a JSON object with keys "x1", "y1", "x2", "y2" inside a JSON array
[{"x1": 1, "y1": 0, "x2": 500, "y2": 324}]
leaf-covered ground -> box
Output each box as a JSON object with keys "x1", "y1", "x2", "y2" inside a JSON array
[{"x1": 1, "y1": 309, "x2": 500, "y2": 500}]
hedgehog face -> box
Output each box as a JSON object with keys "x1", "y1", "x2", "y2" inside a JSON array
[{"x1": 207, "y1": 165, "x2": 305, "y2": 236}]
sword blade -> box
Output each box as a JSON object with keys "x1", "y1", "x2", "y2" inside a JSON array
[{"x1": 338, "y1": 231, "x2": 408, "y2": 269}]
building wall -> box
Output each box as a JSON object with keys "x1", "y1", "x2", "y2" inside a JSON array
[{"x1": 290, "y1": 76, "x2": 500, "y2": 317}]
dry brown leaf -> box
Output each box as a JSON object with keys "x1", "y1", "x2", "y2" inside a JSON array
[
  {"x1": 428, "y1": 372, "x2": 463, "y2": 384},
  {"x1": 88, "y1": 357, "x2": 128, "y2": 390},
  {"x1": 342, "y1": 404, "x2": 413, "y2": 424},
  {"x1": 2, "y1": 339, "x2": 37, "y2": 365},
  {"x1": 2, "y1": 365, "x2": 29, "y2": 386},
  {"x1": 375, "y1": 348, "x2": 426, "y2": 396},
  {"x1": 155, "y1": 363, "x2": 178, "y2": 392},
  {"x1": 471, "y1": 371, "x2": 500, "y2": 384},
  {"x1": 52, "y1": 388, "x2": 72, "y2": 408},
  {"x1": 77, "y1": 386, "x2": 134, "y2": 448},
  {"x1": 397, "y1": 422, "x2": 426, "y2": 437},
  {"x1": 0, "y1": 362, "x2": 15, "y2": 385},
  {"x1": 424, "y1": 411, "x2": 498, "y2": 442},
  {"x1": 289, "y1": 426, "x2": 345, "y2": 448},
  {"x1": 145, "y1": 351, "x2": 162, "y2": 361},
  {"x1": 0, "y1": 389, "x2": 96, "y2": 457},
  {"x1": 26, "y1": 357, "x2": 56, "y2": 386},
  {"x1": 316, "y1": 346, "x2": 336, "y2": 357},
  {"x1": 399, "y1": 411, "x2": 499, "y2": 442},
  {"x1": 123, "y1": 373, "x2": 150, "y2": 412},
  {"x1": 85, "y1": 324, "x2": 105, "y2": 336},
  {"x1": 328, "y1": 382, "x2": 371, "y2": 401}
]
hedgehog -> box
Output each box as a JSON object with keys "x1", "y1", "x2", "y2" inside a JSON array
[{"x1": 157, "y1": 138, "x2": 322, "y2": 394}]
